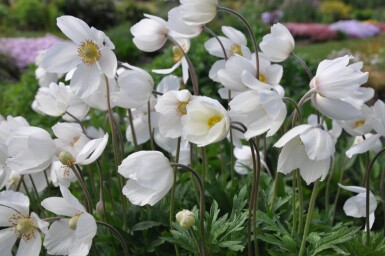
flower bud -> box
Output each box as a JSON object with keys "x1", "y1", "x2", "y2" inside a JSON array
[
  {"x1": 59, "y1": 151, "x2": 75, "y2": 167},
  {"x1": 96, "y1": 201, "x2": 105, "y2": 216},
  {"x1": 176, "y1": 209, "x2": 195, "y2": 228}
]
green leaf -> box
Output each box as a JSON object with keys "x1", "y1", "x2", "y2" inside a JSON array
[{"x1": 132, "y1": 221, "x2": 164, "y2": 232}]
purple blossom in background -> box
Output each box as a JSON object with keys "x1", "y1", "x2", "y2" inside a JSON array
[
  {"x1": 330, "y1": 20, "x2": 380, "y2": 38},
  {"x1": 261, "y1": 10, "x2": 284, "y2": 25},
  {"x1": 0, "y1": 34, "x2": 61, "y2": 69}
]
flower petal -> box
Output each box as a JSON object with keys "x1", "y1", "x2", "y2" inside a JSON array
[
  {"x1": 98, "y1": 48, "x2": 117, "y2": 78},
  {"x1": 42, "y1": 42, "x2": 80, "y2": 73},
  {"x1": 16, "y1": 235, "x2": 41, "y2": 256},
  {"x1": 0, "y1": 228, "x2": 16, "y2": 256},
  {"x1": 70, "y1": 64, "x2": 101, "y2": 99},
  {"x1": 57, "y1": 16, "x2": 92, "y2": 44}
]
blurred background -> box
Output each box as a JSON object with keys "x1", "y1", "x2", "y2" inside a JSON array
[{"x1": 1, "y1": 0, "x2": 385, "y2": 123}]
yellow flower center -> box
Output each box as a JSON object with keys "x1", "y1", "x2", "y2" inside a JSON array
[
  {"x1": 354, "y1": 119, "x2": 365, "y2": 128},
  {"x1": 78, "y1": 40, "x2": 101, "y2": 65},
  {"x1": 230, "y1": 44, "x2": 243, "y2": 56},
  {"x1": 69, "y1": 214, "x2": 81, "y2": 230},
  {"x1": 207, "y1": 115, "x2": 222, "y2": 128},
  {"x1": 258, "y1": 73, "x2": 267, "y2": 83},
  {"x1": 172, "y1": 43, "x2": 188, "y2": 63},
  {"x1": 176, "y1": 101, "x2": 189, "y2": 116},
  {"x1": 59, "y1": 151, "x2": 75, "y2": 167},
  {"x1": 10, "y1": 215, "x2": 37, "y2": 241}
]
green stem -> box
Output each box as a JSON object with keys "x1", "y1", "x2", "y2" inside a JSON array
[
  {"x1": 332, "y1": 156, "x2": 347, "y2": 224},
  {"x1": 296, "y1": 170, "x2": 304, "y2": 236},
  {"x1": 217, "y1": 6, "x2": 260, "y2": 78},
  {"x1": 96, "y1": 221, "x2": 130, "y2": 256},
  {"x1": 365, "y1": 147, "x2": 385, "y2": 245},
  {"x1": 147, "y1": 101, "x2": 155, "y2": 150},
  {"x1": 325, "y1": 156, "x2": 336, "y2": 213},
  {"x1": 291, "y1": 171, "x2": 297, "y2": 237},
  {"x1": 380, "y1": 166, "x2": 385, "y2": 236},
  {"x1": 270, "y1": 172, "x2": 280, "y2": 211},
  {"x1": 127, "y1": 109, "x2": 139, "y2": 151},
  {"x1": 72, "y1": 165, "x2": 93, "y2": 213},
  {"x1": 291, "y1": 52, "x2": 313, "y2": 80},
  {"x1": 170, "y1": 138, "x2": 181, "y2": 256},
  {"x1": 299, "y1": 180, "x2": 319, "y2": 256},
  {"x1": 171, "y1": 163, "x2": 206, "y2": 256}
]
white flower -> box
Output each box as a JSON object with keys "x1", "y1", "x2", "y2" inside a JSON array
[
  {"x1": 50, "y1": 161, "x2": 77, "y2": 188},
  {"x1": 217, "y1": 54, "x2": 283, "y2": 93},
  {"x1": 337, "y1": 104, "x2": 373, "y2": 136},
  {"x1": 154, "y1": 130, "x2": 191, "y2": 165},
  {"x1": 259, "y1": 23, "x2": 295, "y2": 62},
  {"x1": 82, "y1": 75, "x2": 118, "y2": 111},
  {"x1": 33, "y1": 82, "x2": 90, "y2": 120},
  {"x1": 52, "y1": 122, "x2": 108, "y2": 165},
  {"x1": 42, "y1": 15, "x2": 117, "y2": 98},
  {"x1": 0, "y1": 115, "x2": 29, "y2": 143},
  {"x1": 205, "y1": 26, "x2": 251, "y2": 59},
  {"x1": 155, "y1": 89, "x2": 193, "y2": 138},
  {"x1": 118, "y1": 151, "x2": 174, "y2": 206},
  {"x1": 181, "y1": 96, "x2": 230, "y2": 147},
  {"x1": 6, "y1": 126, "x2": 56, "y2": 175},
  {"x1": 41, "y1": 186, "x2": 97, "y2": 255},
  {"x1": 4, "y1": 170, "x2": 49, "y2": 194},
  {"x1": 229, "y1": 83, "x2": 286, "y2": 139},
  {"x1": 307, "y1": 114, "x2": 342, "y2": 144},
  {"x1": 35, "y1": 50, "x2": 62, "y2": 87},
  {"x1": 153, "y1": 38, "x2": 191, "y2": 83},
  {"x1": 233, "y1": 145, "x2": 269, "y2": 175},
  {"x1": 156, "y1": 75, "x2": 181, "y2": 93},
  {"x1": 112, "y1": 66, "x2": 154, "y2": 109},
  {"x1": 338, "y1": 184, "x2": 377, "y2": 231},
  {"x1": 346, "y1": 133, "x2": 382, "y2": 158},
  {"x1": 131, "y1": 14, "x2": 169, "y2": 52},
  {"x1": 274, "y1": 124, "x2": 335, "y2": 184},
  {"x1": 310, "y1": 56, "x2": 373, "y2": 120},
  {"x1": 370, "y1": 100, "x2": 385, "y2": 137},
  {"x1": 167, "y1": 6, "x2": 203, "y2": 38},
  {"x1": 180, "y1": 0, "x2": 218, "y2": 26},
  {"x1": 0, "y1": 190, "x2": 48, "y2": 256}
]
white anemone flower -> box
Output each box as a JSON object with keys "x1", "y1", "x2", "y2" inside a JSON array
[
  {"x1": 153, "y1": 38, "x2": 191, "y2": 83},
  {"x1": 0, "y1": 190, "x2": 48, "y2": 256},
  {"x1": 180, "y1": 0, "x2": 218, "y2": 26},
  {"x1": 274, "y1": 124, "x2": 335, "y2": 184},
  {"x1": 229, "y1": 81, "x2": 286, "y2": 139},
  {"x1": 156, "y1": 75, "x2": 181, "y2": 93},
  {"x1": 35, "y1": 50, "x2": 62, "y2": 87},
  {"x1": 167, "y1": 6, "x2": 203, "y2": 38},
  {"x1": 181, "y1": 96, "x2": 230, "y2": 147},
  {"x1": 33, "y1": 82, "x2": 90, "y2": 121},
  {"x1": 0, "y1": 115, "x2": 29, "y2": 143},
  {"x1": 233, "y1": 145, "x2": 269, "y2": 175},
  {"x1": 131, "y1": 14, "x2": 169, "y2": 52},
  {"x1": 41, "y1": 186, "x2": 97, "y2": 255},
  {"x1": 112, "y1": 67, "x2": 154, "y2": 109},
  {"x1": 370, "y1": 100, "x2": 385, "y2": 137},
  {"x1": 6, "y1": 126, "x2": 56, "y2": 175},
  {"x1": 126, "y1": 97, "x2": 158, "y2": 146},
  {"x1": 52, "y1": 122, "x2": 108, "y2": 166},
  {"x1": 82, "y1": 75, "x2": 118, "y2": 111},
  {"x1": 337, "y1": 104, "x2": 374, "y2": 136},
  {"x1": 217, "y1": 53, "x2": 283, "y2": 94},
  {"x1": 259, "y1": 23, "x2": 295, "y2": 62},
  {"x1": 338, "y1": 184, "x2": 377, "y2": 231},
  {"x1": 346, "y1": 133, "x2": 382, "y2": 158},
  {"x1": 205, "y1": 26, "x2": 251, "y2": 59},
  {"x1": 4, "y1": 170, "x2": 49, "y2": 194},
  {"x1": 155, "y1": 89, "x2": 193, "y2": 138},
  {"x1": 307, "y1": 114, "x2": 342, "y2": 144},
  {"x1": 42, "y1": 15, "x2": 117, "y2": 98},
  {"x1": 154, "y1": 130, "x2": 191, "y2": 165},
  {"x1": 118, "y1": 151, "x2": 174, "y2": 206},
  {"x1": 50, "y1": 160, "x2": 77, "y2": 188},
  {"x1": 310, "y1": 55, "x2": 373, "y2": 120}
]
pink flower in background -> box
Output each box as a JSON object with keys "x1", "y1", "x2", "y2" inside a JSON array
[
  {"x1": 285, "y1": 23, "x2": 337, "y2": 42},
  {"x1": 0, "y1": 34, "x2": 61, "y2": 69}
]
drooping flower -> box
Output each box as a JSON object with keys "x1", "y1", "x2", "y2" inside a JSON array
[
  {"x1": 0, "y1": 190, "x2": 48, "y2": 256},
  {"x1": 233, "y1": 145, "x2": 269, "y2": 175},
  {"x1": 112, "y1": 65, "x2": 154, "y2": 109},
  {"x1": 346, "y1": 133, "x2": 382, "y2": 158},
  {"x1": 180, "y1": 0, "x2": 218, "y2": 26},
  {"x1": 310, "y1": 55, "x2": 373, "y2": 120},
  {"x1": 167, "y1": 6, "x2": 203, "y2": 38},
  {"x1": 181, "y1": 96, "x2": 230, "y2": 147},
  {"x1": 131, "y1": 14, "x2": 169, "y2": 52},
  {"x1": 41, "y1": 186, "x2": 97, "y2": 255},
  {"x1": 274, "y1": 124, "x2": 335, "y2": 184},
  {"x1": 6, "y1": 126, "x2": 56, "y2": 175},
  {"x1": 153, "y1": 38, "x2": 191, "y2": 83},
  {"x1": 307, "y1": 114, "x2": 342, "y2": 144},
  {"x1": 338, "y1": 184, "x2": 377, "y2": 231},
  {"x1": 205, "y1": 26, "x2": 251, "y2": 59},
  {"x1": 32, "y1": 82, "x2": 90, "y2": 121},
  {"x1": 155, "y1": 89, "x2": 193, "y2": 138},
  {"x1": 337, "y1": 104, "x2": 373, "y2": 136},
  {"x1": 118, "y1": 151, "x2": 174, "y2": 206},
  {"x1": 42, "y1": 15, "x2": 117, "y2": 98},
  {"x1": 259, "y1": 23, "x2": 295, "y2": 62}
]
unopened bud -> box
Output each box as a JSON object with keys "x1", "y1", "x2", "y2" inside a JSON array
[
  {"x1": 96, "y1": 201, "x2": 105, "y2": 216},
  {"x1": 59, "y1": 151, "x2": 75, "y2": 167},
  {"x1": 176, "y1": 209, "x2": 195, "y2": 228}
]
